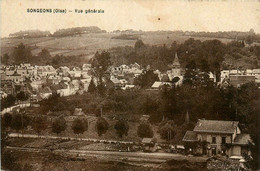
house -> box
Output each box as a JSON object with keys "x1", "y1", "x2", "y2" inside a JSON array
[
  {"x1": 69, "y1": 67, "x2": 82, "y2": 78},
  {"x1": 0, "y1": 91, "x2": 8, "y2": 98},
  {"x1": 121, "y1": 84, "x2": 135, "y2": 90},
  {"x1": 47, "y1": 75, "x2": 61, "y2": 85},
  {"x1": 30, "y1": 76, "x2": 44, "y2": 91},
  {"x1": 79, "y1": 78, "x2": 91, "y2": 91},
  {"x1": 51, "y1": 82, "x2": 70, "y2": 96},
  {"x1": 252, "y1": 69, "x2": 260, "y2": 76},
  {"x1": 119, "y1": 79, "x2": 128, "y2": 86},
  {"x1": 110, "y1": 76, "x2": 121, "y2": 88},
  {"x1": 73, "y1": 108, "x2": 85, "y2": 116},
  {"x1": 140, "y1": 115, "x2": 150, "y2": 123},
  {"x1": 229, "y1": 75, "x2": 255, "y2": 88},
  {"x1": 69, "y1": 80, "x2": 80, "y2": 94},
  {"x1": 37, "y1": 65, "x2": 56, "y2": 77},
  {"x1": 57, "y1": 82, "x2": 71, "y2": 96},
  {"x1": 17, "y1": 66, "x2": 29, "y2": 77},
  {"x1": 39, "y1": 86, "x2": 52, "y2": 99},
  {"x1": 4, "y1": 71, "x2": 25, "y2": 84},
  {"x1": 1, "y1": 80, "x2": 15, "y2": 95},
  {"x1": 220, "y1": 70, "x2": 230, "y2": 83},
  {"x1": 57, "y1": 66, "x2": 70, "y2": 76},
  {"x1": 183, "y1": 119, "x2": 252, "y2": 157},
  {"x1": 82, "y1": 63, "x2": 91, "y2": 71},
  {"x1": 151, "y1": 81, "x2": 172, "y2": 89}
]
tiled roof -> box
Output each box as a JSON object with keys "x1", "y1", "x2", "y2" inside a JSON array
[
  {"x1": 40, "y1": 87, "x2": 52, "y2": 94},
  {"x1": 142, "y1": 138, "x2": 153, "y2": 144},
  {"x1": 182, "y1": 131, "x2": 197, "y2": 142},
  {"x1": 229, "y1": 75, "x2": 255, "y2": 87},
  {"x1": 193, "y1": 120, "x2": 238, "y2": 134}
]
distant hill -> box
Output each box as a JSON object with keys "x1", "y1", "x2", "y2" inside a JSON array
[
  {"x1": 111, "y1": 34, "x2": 140, "y2": 40},
  {"x1": 9, "y1": 30, "x2": 51, "y2": 38},
  {"x1": 52, "y1": 26, "x2": 106, "y2": 37}
]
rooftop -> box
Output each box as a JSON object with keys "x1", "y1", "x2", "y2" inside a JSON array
[
  {"x1": 233, "y1": 134, "x2": 253, "y2": 145},
  {"x1": 193, "y1": 120, "x2": 239, "y2": 134},
  {"x1": 182, "y1": 131, "x2": 197, "y2": 142}
]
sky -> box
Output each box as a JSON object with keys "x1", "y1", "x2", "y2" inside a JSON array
[{"x1": 1, "y1": 0, "x2": 260, "y2": 37}]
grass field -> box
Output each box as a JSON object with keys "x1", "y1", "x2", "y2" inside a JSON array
[{"x1": 1, "y1": 33, "x2": 235, "y2": 60}]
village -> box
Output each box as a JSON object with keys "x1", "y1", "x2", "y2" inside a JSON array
[
  {"x1": 1, "y1": 48, "x2": 259, "y2": 170},
  {"x1": 1, "y1": 52, "x2": 260, "y2": 101}
]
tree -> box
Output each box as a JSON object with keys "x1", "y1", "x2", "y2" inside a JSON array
[
  {"x1": 91, "y1": 51, "x2": 112, "y2": 83},
  {"x1": 53, "y1": 102, "x2": 66, "y2": 111},
  {"x1": 96, "y1": 117, "x2": 109, "y2": 136},
  {"x1": 32, "y1": 116, "x2": 48, "y2": 135},
  {"x1": 71, "y1": 118, "x2": 88, "y2": 134},
  {"x1": 16, "y1": 91, "x2": 29, "y2": 102},
  {"x1": 96, "y1": 81, "x2": 106, "y2": 96},
  {"x1": 37, "y1": 49, "x2": 51, "y2": 64},
  {"x1": 134, "y1": 39, "x2": 145, "y2": 50},
  {"x1": 134, "y1": 70, "x2": 159, "y2": 88},
  {"x1": 114, "y1": 120, "x2": 129, "y2": 138},
  {"x1": 159, "y1": 121, "x2": 175, "y2": 140},
  {"x1": 2, "y1": 113, "x2": 12, "y2": 129},
  {"x1": 13, "y1": 43, "x2": 32, "y2": 64},
  {"x1": 10, "y1": 113, "x2": 30, "y2": 132},
  {"x1": 1, "y1": 95, "x2": 16, "y2": 110},
  {"x1": 137, "y1": 123, "x2": 153, "y2": 138},
  {"x1": 88, "y1": 78, "x2": 96, "y2": 93},
  {"x1": 52, "y1": 117, "x2": 67, "y2": 134},
  {"x1": 38, "y1": 48, "x2": 51, "y2": 59},
  {"x1": 2, "y1": 53, "x2": 10, "y2": 65}
]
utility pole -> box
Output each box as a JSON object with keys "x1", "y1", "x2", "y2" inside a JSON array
[{"x1": 21, "y1": 108, "x2": 24, "y2": 137}]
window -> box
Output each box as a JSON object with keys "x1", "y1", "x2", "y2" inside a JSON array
[
  {"x1": 222, "y1": 137, "x2": 226, "y2": 144},
  {"x1": 212, "y1": 137, "x2": 216, "y2": 143}
]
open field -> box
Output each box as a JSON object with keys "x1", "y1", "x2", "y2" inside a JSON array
[
  {"x1": 1, "y1": 33, "x2": 235, "y2": 59},
  {"x1": 4, "y1": 141, "x2": 208, "y2": 171}
]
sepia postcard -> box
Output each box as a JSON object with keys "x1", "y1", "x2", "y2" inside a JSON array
[{"x1": 1, "y1": 0, "x2": 260, "y2": 170}]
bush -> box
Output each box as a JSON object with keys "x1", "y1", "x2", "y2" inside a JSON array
[
  {"x1": 52, "y1": 117, "x2": 67, "y2": 134},
  {"x1": 96, "y1": 117, "x2": 109, "y2": 136},
  {"x1": 32, "y1": 116, "x2": 48, "y2": 134},
  {"x1": 137, "y1": 123, "x2": 153, "y2": 138},
  {"x1": 114, "y1": 120, "x2": 129, "y2": 138},
  {"x1": 2, "y1": 113, "x2": 12, "y2": 129},
  {"x1": 1, "y1": 95, "x2": 16, "y2": 109},
  {"x1": 72, "y1": 118, "x2": 88, "y2": 134},
  {"x1": 10, "y1": 113, "x2": 30, "y2": 131}
]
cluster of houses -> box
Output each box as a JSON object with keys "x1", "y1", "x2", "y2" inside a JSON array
[
  {"x1": 0, "y1": 62, "x2": 144, "y2": 101},
  {"x1": 221, "y1": 68, "x2": 260, "y2": 88},
  {"x1": 1, "y1": 52, "x2": 260, "y2": 101},
  {"x1": 0, "y1": 63, "x2": 92, "y2": 100}
]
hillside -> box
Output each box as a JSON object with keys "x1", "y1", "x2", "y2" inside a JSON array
[{"x1": 1, "y1": 32, "x2": 235, "y2": 61}]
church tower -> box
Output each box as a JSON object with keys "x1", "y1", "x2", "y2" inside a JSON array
[{"x1": 171, "y1": 52, "x2": 181, "y2": 76}]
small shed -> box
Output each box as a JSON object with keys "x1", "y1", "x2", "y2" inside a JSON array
[{"x1": 141, "y1": 138, "x2": 156, "y2": 152}]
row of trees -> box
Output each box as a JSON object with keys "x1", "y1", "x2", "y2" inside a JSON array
[{"x1": 2, "y1": 112, "x2": 176, "y2": 141}]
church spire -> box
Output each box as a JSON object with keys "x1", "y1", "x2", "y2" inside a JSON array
[{"x1": 172, "y1": 52, "x2": 180, "y2": 66}]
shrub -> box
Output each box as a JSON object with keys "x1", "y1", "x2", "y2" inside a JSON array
[
  {"x1": 96, "y1": 117, "x2": 109, "y2": 136},
  {"x1": 72, "y1": 118, "x2": 88, "y2": 134},
  {"x1": 137, "y1": 123, "x2": 153, "y2": 138},
  {"x1": 52, "y1": 117, "x2": 67, "y2": 134},
  {"x1": 114, "y1": 120, "x2": 129, "y2": 138}
]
